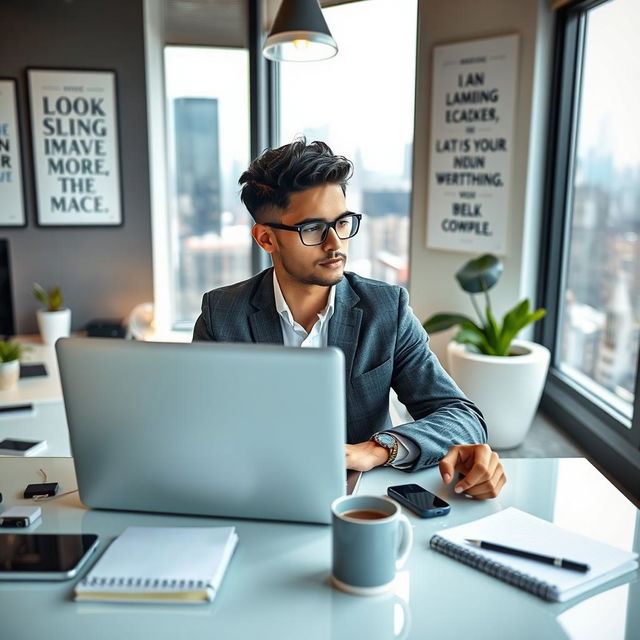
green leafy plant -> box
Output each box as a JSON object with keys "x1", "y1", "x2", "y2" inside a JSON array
[
  {"x1": 33, "y1": 283, "x2": 64, "y2": 312},
  {"x1": 0, "y1": 340, "x2": 23, "y2": 363},
  {"x1": 423, "y1": 254, "x2": 546, "y2": 356}
]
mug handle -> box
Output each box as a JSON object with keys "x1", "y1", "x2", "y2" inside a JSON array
[{"x1": 395, "y1": 513, "x2": 413, "y2": 569}]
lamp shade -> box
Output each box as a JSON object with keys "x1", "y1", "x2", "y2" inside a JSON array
[{"x1": 263, "y1": 0, "x2": 338, "y2": 62}]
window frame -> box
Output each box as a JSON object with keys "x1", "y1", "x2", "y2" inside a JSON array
[
  {"x1": 537, "y1": 0, "x2": 640, "y2": 499},
  {"x1": 249, "y1": 0, "x2": 278, "y2": 274}
]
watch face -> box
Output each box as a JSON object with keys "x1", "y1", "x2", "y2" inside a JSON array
[{"x1": 376, "y1": 433, "x2": 395, "y2": 447}]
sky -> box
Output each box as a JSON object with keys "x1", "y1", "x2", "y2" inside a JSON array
[
  {"x1": 164, "y1": 47, "x2": 250, "y2": 179},
  {"x1": 578, "y1": 0, "x2": 640, "y2": 170},
  {"x1": 278, "y1": 0, "x2": 417, "y2": 174}
]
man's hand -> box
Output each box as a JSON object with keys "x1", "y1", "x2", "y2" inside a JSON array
[
  {"x1": 345, "y1": 441, "x2": 389, "y2": 471},
  {"x1": 439, "y1": 444, "x2": 506, "y2": 499}
]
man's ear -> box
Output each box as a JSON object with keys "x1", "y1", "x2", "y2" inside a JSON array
[{"x1": 252, "y1": 223, "x2": 277, "y2": 254}]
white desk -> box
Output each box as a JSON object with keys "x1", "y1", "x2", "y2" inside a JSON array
[
  {"x1": 0, "y1": 457, "x2": 637, "y2": 640},
  {"x1": 0, "y1": 338, "x2": 71, "y2": 456}
]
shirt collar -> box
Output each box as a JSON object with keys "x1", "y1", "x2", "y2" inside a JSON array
[{"x1": 273, "y1": 270, "x2": 336, "y2": 327}]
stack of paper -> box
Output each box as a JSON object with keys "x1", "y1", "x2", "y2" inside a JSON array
[{"x1": 75, "y1": 526, "x2": 238, "y2": 604}]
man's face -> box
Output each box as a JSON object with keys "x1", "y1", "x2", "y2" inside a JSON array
[{"x1": 267, "y1": 184, "x2": 351, "y2": 287}]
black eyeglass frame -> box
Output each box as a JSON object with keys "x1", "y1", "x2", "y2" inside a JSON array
[{"x1": 263, "y1": 212, "x2": 362, "y2": 246}]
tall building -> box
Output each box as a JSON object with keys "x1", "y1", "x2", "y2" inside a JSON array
[
  {"x1": 173, "y1": 97, "x2": 222, "y2": 235},
  {"x1": 595, "y1": 271, "x2": 634, "y2": 391},
  {"x1": 561, "y1": 293, "x2": 603, "y2": 378},
  {"x1": 361, "y1": 189, "x2": 410, "y2": 285}
]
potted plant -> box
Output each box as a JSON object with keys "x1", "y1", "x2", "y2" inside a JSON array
[
  {"x1": 423, "y1": 254, "x2": 549, "y2": 449},
  {"x1": 0, "y1": 341, "x2": 23, "y2": 390},
  {"x1": 33, "y1": 283, "x2": 71, "y2": 345}
]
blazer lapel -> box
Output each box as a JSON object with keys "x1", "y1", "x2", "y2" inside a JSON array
[
  {"x1": 329, "y1": 277, "x2": 362, "y2": 384},
  {"x1": 249, "y1": 269, "x2": 284, "y2": 344}
]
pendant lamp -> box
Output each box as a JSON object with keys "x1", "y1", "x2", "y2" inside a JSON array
[{"x1": 263, "y1": 0, "x2": 338, "y2": 62}]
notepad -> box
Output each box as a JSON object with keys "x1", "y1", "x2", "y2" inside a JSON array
[
  {"x1": 430, "y1": 507, "x2": 638, "y2": 602},
  {"x1": 75, "y1": 526, "x2": 238, "y2": 604}
]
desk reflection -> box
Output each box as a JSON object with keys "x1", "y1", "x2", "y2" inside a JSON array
[{"x1": 330, "y1": 571, "x2": 411, "y2": 640}]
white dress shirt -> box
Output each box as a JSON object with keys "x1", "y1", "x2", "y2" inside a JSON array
[
  {"x1": 273, "y1": 270, "x2": 336, "y2": 348},
  {"x1": 272, "y1": 272, "x2": 418, "y2": 467}
]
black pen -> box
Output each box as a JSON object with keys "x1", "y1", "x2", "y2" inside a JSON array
[{"x1": 464, "y1": 539, "x2": 590, "y2": 573}]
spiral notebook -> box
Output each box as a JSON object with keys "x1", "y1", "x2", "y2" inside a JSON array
[
  {"x1": 430, "y1": 507, "x2": 638, "y2": 602},
  {"x1": 75, "y1": 526, "x2": 238, "y2": 604}
]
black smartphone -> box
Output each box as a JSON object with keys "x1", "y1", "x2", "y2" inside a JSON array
[{"x1": 387, "y1": 483, "x2": 451, "y2": 518}]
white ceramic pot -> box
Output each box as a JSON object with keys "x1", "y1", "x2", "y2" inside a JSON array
[
  {"x1": 447, "y1": 339, "x2": 551, "y2": 449},
  {"x1": 37, "y1": 308, "x2": 72, "y2": 345},
  {"x1": 0, "y1": 359, "x2": 20, "y2": 390}
]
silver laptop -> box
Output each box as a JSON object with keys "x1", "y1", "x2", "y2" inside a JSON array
[{"x1": 56, "y1": 338, "x2": 347, "y2": 524}]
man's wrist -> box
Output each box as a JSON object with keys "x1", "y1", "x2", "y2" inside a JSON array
[{"x1": 371, "y1": 441, "x2": 391, "y2": 465}]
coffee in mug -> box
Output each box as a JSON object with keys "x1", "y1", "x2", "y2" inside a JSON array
[{"x1": 341, "y1": 509, "x2": 388, "y2": 520}]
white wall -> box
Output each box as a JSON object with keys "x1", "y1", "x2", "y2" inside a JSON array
[{"x1": 408, "y1": 0, "x2": 554, "y2": 365}]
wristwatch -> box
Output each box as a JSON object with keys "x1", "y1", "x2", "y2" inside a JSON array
[{"x1": 371, "y1": 432, "x2": 399, "y2": 466}]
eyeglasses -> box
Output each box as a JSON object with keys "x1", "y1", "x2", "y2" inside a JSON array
[{"x1": 263, "y1": 212, "x2": 362, "y2": 247}]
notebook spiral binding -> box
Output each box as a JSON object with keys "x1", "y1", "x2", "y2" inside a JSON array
[
  {"x1": 429, "y1": 535, "x2": 560, "y2": 602},
  {"x1": 81, "y1": 576, "x2": 208, "y2": 590}
]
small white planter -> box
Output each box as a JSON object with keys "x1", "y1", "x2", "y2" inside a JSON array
[
  {"x1": 447, "y1": 339, "x2": 551, "y2": 449},
  {"x1": 0, "y1": 359, "x2": 20, "y2": 390},
  {"x1": 37, "y1": 308, "x2": 72, "y2": 345}
]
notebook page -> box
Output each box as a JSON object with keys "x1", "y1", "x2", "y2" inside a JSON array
[
  {"x1": 436, "y1": 508, "x2": 637, "y2": 595},
  {"x1": 83, "y1": 526, "x2": 237, "y2": 584}
]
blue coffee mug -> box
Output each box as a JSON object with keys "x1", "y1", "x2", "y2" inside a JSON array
[{"x1": 331, "y1": 495, "x2": 413, "y2": 596}]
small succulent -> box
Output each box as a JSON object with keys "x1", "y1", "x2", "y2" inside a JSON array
[
  {"x1": 0, "y1": 341, "x2": 23, "y2": 363},
  {"x1": 33, "y1": 283, "x2": 64, "y2": 312},
  {"x1": 423, "y1": 254, "x2": 546, "y2": 357}
]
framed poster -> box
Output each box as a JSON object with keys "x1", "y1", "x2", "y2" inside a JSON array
[
  {"x1": 0, "y1": 78, "x2": 26, "y2": 227},
  {"x1": 426, "y1": 34, "x2": 519, "y2": 255},
  {"x1": 27, "y1": 68, "x2": 122, "y2": 226}
]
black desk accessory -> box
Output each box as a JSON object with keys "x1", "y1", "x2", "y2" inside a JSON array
[
  {"x1": 86, "y1": 319, "x2": 126, "y2": 338},
  {"x1": 19, "y1": 363, "x2": 48, "y2": 378},
  {"x1": 24, "y1": 482, "x2": 59, "y2": 499}
]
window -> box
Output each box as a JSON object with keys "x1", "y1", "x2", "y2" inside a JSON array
[
  {"x1": 160, "y1": 2, "x2": 417, "y2": 330},
  {"x1": 557, "y1": 0, "x2": 639, "y2": 421},
  {"x1": 277, "y1": 0, "x2": 417, "y2": 287},
  {"x1": 540, "y1": 0, "x2": 640, "y2": 497},
  {"x1": 164, "y1": 47, "x2": 251, "y2": 330}
]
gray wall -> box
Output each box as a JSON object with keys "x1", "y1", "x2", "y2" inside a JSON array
[{"x1": 0, "y1": 0, "x2": 153, "y2": 334}]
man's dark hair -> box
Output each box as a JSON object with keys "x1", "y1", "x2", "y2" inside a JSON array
[{"x1": 239, "y1": 138, "x2": 353, "y2": 222}]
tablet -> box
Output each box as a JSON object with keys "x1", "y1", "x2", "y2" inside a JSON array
[{"x1": 0, "y1": 533, "x2": 99, "y2": 580}]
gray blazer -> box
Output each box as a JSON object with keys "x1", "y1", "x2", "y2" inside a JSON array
[{"x1": 193, "y1": 268, "x2": 487, "y2": 470}]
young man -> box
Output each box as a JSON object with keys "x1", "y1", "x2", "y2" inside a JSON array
[{"x1": 193, "y1": 139, "x2": 506, "y2": 499}]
